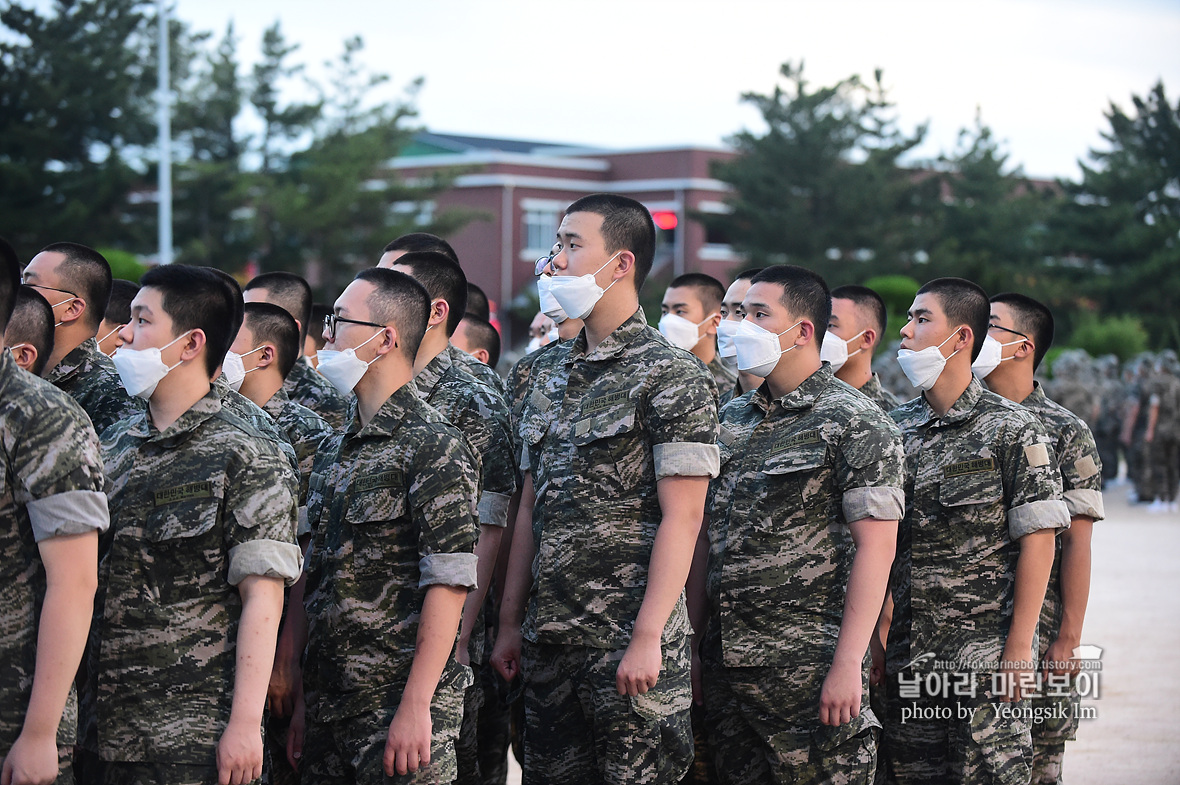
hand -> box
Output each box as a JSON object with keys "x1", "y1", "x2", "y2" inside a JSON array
[
  {"x1": 267, "y1": 650, "x2": 301, "y2": 720},
  {"x1": 1, "y1": 730, "x2": 58, "y2": 785},
  {"x1": 285, "y1": 684, "x2": 306, "y2": 772},
  {"x1": 997, "y1": 646, "x2": 1035, "y2": 703},
  {"x1": 819, "y1": 659, "x2": 862, "y2": 726},
  {"x1": 616, "y1": 634, "x2": 662, "y2": 697},
  {"x1": 869, "y1": 629, "x2": 886, "y2": 688},
  {"x1": 217, "y1": 717, "x2": 263, "y2": 785},
  {"x1": 490, "y1": 627, "x2": 522, "y2": 683},
  {"x1": 455, "y1": 640, "x2": 471, "y2": 667},
  {"x1": 1043, "y1": 636, "x2": 1081, "y2": 677},
  {"x1": 384, "y1": 702, "x2": 433, "y2": 777}
]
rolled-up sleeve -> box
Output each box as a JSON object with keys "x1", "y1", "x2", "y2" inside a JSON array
[
  {"x1": 228, "y1": 539, "x2": 304, "y2": 586},
  {"x1": 420, "y1": 552, "x2": 479, "y2": 589},
  {"x1": 1063, "y1": 488, "x2": 1104, "y2": 521},
  {"x1": 654, "y1": 442, "x2": 721, "y2": 480},
  {"x1": 843, "y1": 486, "x2": 905, "y2": 524},
  {"x1": 1008, "y1": 499, "x2": 1071, "y2": 540},
  {"x1": 26, "y1": 489, "x2": 110, "y2": 541},
  {"x1": 479, "y1": 490, "x2": 512, "y2": 529}
]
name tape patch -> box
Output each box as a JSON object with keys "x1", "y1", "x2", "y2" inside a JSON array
[
  {"x1": 773, "y1": 429, "x2": 822, "y2": 452},
  {"x1": 352, "y1": 470, "x2": 403, "y2": 494},
  {"x1": 153, "y1": 481, "x2": 214, "y2": 507},
  {"x1": 943, "y1": 458, "x2": 997, "y2": 478},
  {"x1": 581, "y1": 390, "x2": 631, "y2": 415}
]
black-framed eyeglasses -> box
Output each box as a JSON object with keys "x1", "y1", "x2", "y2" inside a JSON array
[
  {"x1": 534, "y1": 243, "x2": 562, "y2": 276},
  {"x1": 26, "y1": 282, "x2": 77, "y2": 298},
  {"x1": 988, "y1": 323, "x2": 1028, "y2": 340},
  {"x1": 323, "y1": 313, "x2": 386, "y2": 342}
]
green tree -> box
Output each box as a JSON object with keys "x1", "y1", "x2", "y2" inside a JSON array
[
  {"x1": 1050, "y1": 81, "x2": 1180, "y2": 348},
  {"x1": 250, "y1": 21, "x2": 319, "y2": 175},
  {"x1": 701, "y1": 62, "x2": 927, "y2": 281}
]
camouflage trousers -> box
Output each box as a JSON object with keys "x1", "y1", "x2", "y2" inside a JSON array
[
  {"x1": 1144, "y1": 436, "x2": 1179, "y2": 501},
  {"x1": 882, "y1": 673, "x2": 1032, "y2": 785},
  {"x1": 474, "y1": 658, "x2": 512, "y2": 785},
  {"x1": 519, "y1": 637, "x2": 693, "y2": 785},
  {"x1": 94, "y1": 761, "x2": 224, "y2": 785},
  {"x1": 701, "y1": 662, "x2": 877, "y2": 785},
  {"x1": 1028, "y1": 687, "x2": 1080, "y2": 785},
  {"x1": 678, "y1": 702, "x2": 719, "y2": 785},
  {"x1": 264, "y1": 712, "x2": 299, "y2": 785},
  {"x1": 454, "y1": 677, "x2": 485, "y2": 785},
  {"x1": 302, "y1": 662, "x2": 472, "y2": 785}
]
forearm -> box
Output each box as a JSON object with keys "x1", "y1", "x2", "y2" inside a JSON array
[
  {"x1": 634, "y1": 476, "x2": 709, "y2": 641},
  {"x1": 493, "y1": 489, "x2": 522, "y2": 607},
  {"x1": 457, "y1": 525, "x2": 504, "y2": 651},
  {"x1": 497, "y1": 475, "x2": 536, "y2": 634},
  {"x1": 1056, "y1": 517, "x2": 1094, "y2": 644},
  {"x1": 833, "y1": 520, "x2": 897, "y2": 667},
  {"x1": 684, "y1": 517, "x2": 711, "y2": 644},
  {"x1": 1005, "y1": 529, "x2": 1056, "y2": 659},
  {"x1": 232, "y1": 576, "x2": 285, "y2": 726},
  {"x1": 24, "y1": 571, "x2": 96, "y2": 737},
  {"x1": 402, "y1": 585, "x2": 467, "y2": 709}
]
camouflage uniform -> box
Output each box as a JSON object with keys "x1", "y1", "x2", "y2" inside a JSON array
[
  {"x1": 92, "y1": 386, "x2": 302, "y2": 777},
  {"x1": 450, "y1": 343, "x2": 509, "y2": 400},
  {"x1": 283, "y1": 355, "x2": 350, "y2": 431},
  {"x1": 858, "y1": 372, "x2": 902, "y2": 413},
  {"x1": 705, "y1": 353, "x2": 738, "y2": 405},
  {"x1": 262, "y1": 387, "x2": 333, "y2": 533},
  {"x1": 702, "y1": 365, "x2": 905, "y2": 784},
  {"x1": 1092, "y1": 357, "x2": 1124, "y2": 486},
  {"x1": 46, "y1": 336, "x2": 144, "y2": 436},
  {"x1": 1, "y1": 351, "x2": 109, "y2": 784},
  {"x1": 1145, "y1": 367, "x2": 1180, "y2": 503},
  {"x1": 302, "y1": 383, "x2": 480, "y2": 784},
  {"x1": 1018, "y1": 383, "x2": 1104, "y2": 785},
  {"x1": 516, "y1": 309, "x2": 720, "y2": 785},
  {"x1": 414, "y1": 345, "x2": 516, "y2": 785},
  {"x1": 884, "y1": 378, "x2": 1070, "y2": 785}
]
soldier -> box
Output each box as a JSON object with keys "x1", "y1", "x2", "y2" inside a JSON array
[
  {"x1": 1, "y1": 240, "x2": 108, "y2": 785},
  {"x1": 691, "y1": 265, "x2": 904, "y2": 784},
  {"x1": 4, "y1": 286, "x2": 54, "y2": 376},
  {"x1": 1119, "y1": 355, "x2": 1154, "y2": 503},
  {"x1": 524, "y1": 311, "x2": 557, "y2": 354},
  {"x1": 1144, "y1": 351, "x2": 1180, "y2": 513},
  {"x1": 244, "y1": 272, "x2": 350, "y2": 430},
  {"x1": 21, "y1": 242, "x2": 143, "y2": 434},
  {"x1": 880, "y1": 278, "x2": 1069, "y2": 785},
  {"x1": 295, "y1": 267, "x2": 479, "y2": 782},
  {"x1": 659, "y1": 273, "x2": 734, "y2": 396},
  {"x1": 466, "y1": 281, "x2": 491, "y2": 321},
  {"x1": 452, "y1": 314, "x2": 501, "y2": 372},
  {"x1": 1091, "y1": 355, "x2": 1124, "y2": 488},
  {"x1": 88, "y1": 264, "x2": 301, "y2": 784},
  {"x1": 826, "y1": 285, "x2": 902, "y2": 412},
  {"x1": 717, "y1": 268, "x2": 765, "y2": 403},
  {"x1": 303, "y1": 303, "x2": 331, "y2": 369},
  {"x1": 492, "y1": 194, "x2": 719, "y2": 785},
  {"x1": 96, "y1": 280, "x2": 138, "y2": 358},
  {"x1": 974, "y1": 292, "x2": 1105, "y2": 784},
  {"x1": 378, "y1": 250, "x2": 516, "y2": 785}
]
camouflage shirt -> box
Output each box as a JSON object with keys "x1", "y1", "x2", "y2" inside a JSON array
[
  {"x1": 706, "y1": 364, "x2": 905, "y2": 670},
  {"x1": 216, "y1": 378, "x2": 300, "y2": 477},
  {"x1": 1149, "y1": 371, "x2": 1180, "y2": 440},
  {"x1": 414, "y1": 347, "x2": 517, "y2": 664},
  {"x1": 508, "y1": 341, "x2": 565, "y2": 470},
  {"x1": 263, "y1": 388, "x2": 333, "y2": 535},
  {"x1": 858, "y1": 372, "x2": 902, "y2": 413},
  {"x1": 303, "y1": 383, "x2": 479, "y2": 721},
  {"x1": 518, "y1": 309, "x2": 720, "y2": 649},
  {"x1": 1019, "y1": 383, "x2": 1104, "y2": 655},
  {"x1": 94, "y1": 387, "x2": 302, "y2": 763},
  {"x1": 886, "y1": 377, "x2": 1070, "y2": 677},
  {"x1": 283, "y1": 356, "x2": 350, "y2": 430},
  {"x1": 46, "y1": 336, "x2": 145, "y2": 436},
  {"x1": 705, "y1": 352, "x2": 739, "y2": 401},
  {"x1": 0, "y1": 351, "x2": 108, "y2": 749},
  {"x1": 450, "y1": 343, "x2": 508, "y2": 400}
]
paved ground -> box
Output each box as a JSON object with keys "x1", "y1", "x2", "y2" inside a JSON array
[{"x1": 505, "y1": 484, "x2": 1180, "y2": 784}]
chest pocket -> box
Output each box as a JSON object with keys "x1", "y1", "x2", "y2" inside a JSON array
[
  {"x1": 145, "y1": 483, "x2": 222, "y2": 542},
  {"x1": 938, "y1": 461, "x2": 1004, "y2": 508},
  {"x1": 761, "y1": 443, "x2": 828, "y2": 486},
  {"x1": 571, "y1": 410, "x2": 637, "y2": 447},
  {"x1": 345, "y1": 472, "x2": 408, "y2": 525}
]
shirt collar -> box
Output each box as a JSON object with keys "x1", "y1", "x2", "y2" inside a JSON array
[
  {"x1": 413, "y1": 347, "x2": 453, "y2": 400},
  {"x1": 141, "y1": 385, "x2": 222, "y2": 444},
  {"x1": 914, "y1": 375, "x2": 985, "y2": 426},
  {"x1": 45, "y1": 337, "x2": 100, "y2": 384},
  {"x1": 567, "y1": 307, "x2": 649, "y2": 365},
  {"x1": 752, "y1": 362, "x2": 835, "y2": 413},
  {"x1": 262, "y1": 387, "x2": 290, "y2": 420},
  {"x1": 1021, "y1": 381, "x2": 1047, "y2": 407},
  {"x1": 349, "y1": 383, "x2": 416, "y2": 439}
]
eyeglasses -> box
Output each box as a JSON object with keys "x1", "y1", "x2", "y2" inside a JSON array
[
  {"x1": 534, "y1": 244, "x2": 562, "y2": 276},
  {"x1": 27, "y1": 282, "x2": 77, "y2": 298},
  {"x1": 323, "y1": 313, "x2": 386, "y2": 342},
  {"x1": 987, "y1": 323, "x2": 1028, "y2": 340}
]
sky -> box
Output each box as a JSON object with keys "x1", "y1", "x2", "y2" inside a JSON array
[{"x1": 28, "y1": 0, "x2": 1180, "y2": 179}]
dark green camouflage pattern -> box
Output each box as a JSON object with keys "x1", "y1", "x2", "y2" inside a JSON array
[
  {"x1": 0, "y1": 351, "x2": 105, "y2": 758},
  {"x1": 858, "y1": 372, "x2": 903, "y2": 413},
  {"x1": 282, "y1": 355, "x2": 350, "y2": 430},
  {"x1": 705, "y1": 353, "x2": 738, "y2": 400},
  {"x1": 46, "y1": 337, "x2": 144, "y2": 435},
  {"x1": 302, "y1": 384, "x2": 479, "y2": 722},
  {"x1": 517, "y1": 309, "x2": 720, "y2": 649},
  {"x1": 450, "y1": 343, "x2": 508, "y2": 400},
  {"x1": 261, "y1": 387, "x2": 333, "y2": 517},
  {"x1": 216, "y1": 378, "x2": 300, "y2": 478},
  {"x1": 93, "y1": 387, "x2": 301, "y2": 763}
]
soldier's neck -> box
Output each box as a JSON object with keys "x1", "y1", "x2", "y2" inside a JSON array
[
  {"x1": 692, "y1": 338, "x2": 717, "y2": 365},
  {"x1": 835, "y1": 356, "x2": 873, "y2": 391},
  {"x1": 412, "y1": 329, "x2": 450, "y2": 376},
  {"x1": 47, "y1": 323, "x2": 94, "y2": 373},
  {"x1": 241, "y1": 372, "x2": 283, "y2": 410},
  {"x1": 984, "y1": 368, "x2": 1035, "y2": 406}
]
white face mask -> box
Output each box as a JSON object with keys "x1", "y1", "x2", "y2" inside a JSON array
[
  {"x1": 971, "y1": 334, "x2": 1024, "y2": 379},
  {"x1": 525, "y1": 336, "x2": 544, "y2": 354},
  {"x1": 222, "y1": 346, "x2": 265, "y2": 392},
  {"x1": 536, "y1": 275, "x2": 569, "y2": 324},
  {"x1": 896, "y1": 330, "x2": 962, "y2": 391},
  {"x1": 820, "y1": 329, "x2": 865, "y2": 372},
  {"x1": 716, "y1": 319, "x2": 740, "y2": 358},
  {"x1": 546, "y1": 327, "x2": 559, "y2": 343},
  {"x1": 733, "y1": 319, "x2": 802, "y2": 377},
  {"x1": 659, "y1": 312, "x2": 717, "y2": 351},
  {"x1": 547, "y1": 251, "x2": 622, "y2": 321},
  {"x1": 316, "y1": 329, "x2": 383, "y2": 396},
  {"x1": 111, "y1": 330, "x2": 194, "y2": 400}
]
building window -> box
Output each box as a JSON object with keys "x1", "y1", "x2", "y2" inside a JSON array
[
  {"x1": 390, "y1": 200, "x2": 435, "y2": 226},
  {"x1": 523, "y1": 208, "x2": 559, "y2": 255}
]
